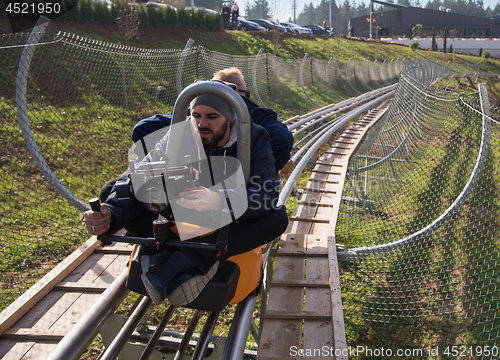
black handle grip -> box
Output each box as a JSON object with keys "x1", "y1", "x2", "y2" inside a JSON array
[{"x1": 89, "y1": 197, "x2": 101, "y2": 212}]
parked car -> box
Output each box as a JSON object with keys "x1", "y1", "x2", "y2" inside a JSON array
[
  {"x1": 143, "y1": 2, "x2": 178, "y2": 11},
  {"x1": 238, "y1": 18, "x2": 266, "y2": 31},
  {"x1": 144, "y1": 2, "x2": 177, "y2": 10},
  {"x1": 248, "y1": 19, "x2": 286, "y2": 32},
  {"x1": 279, "y1": 22, "x2": 294, "y2": 33},
  {"x1": 270, "y1": 21, "x2": 287, "y2": 32},
  {"x1": 279, "y1": 22, "x2": 312, "y2": 34},
  {"x1": 185, "y1": 6, "x2": 219, "y2": 15},
  {"x1": 303, "y1": 24, "x2": 333, "y2": 35}
]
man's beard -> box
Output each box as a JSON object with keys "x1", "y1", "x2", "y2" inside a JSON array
[{"x1": 200, "y1": 122, "x2": 230, "y2": 150}]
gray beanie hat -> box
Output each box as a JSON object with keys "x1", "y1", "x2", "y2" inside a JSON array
[{"x1": 190, "y1": 94, "x2": 235, "y2": 124}]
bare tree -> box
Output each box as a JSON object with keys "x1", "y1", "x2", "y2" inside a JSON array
[{"x1": 115, "y1": 0, "x2": 140, "y2": 44}]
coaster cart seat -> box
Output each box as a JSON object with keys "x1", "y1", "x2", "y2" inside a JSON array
[{"x1": 91, "y1": 80, "x2": 265, "y2": 312}]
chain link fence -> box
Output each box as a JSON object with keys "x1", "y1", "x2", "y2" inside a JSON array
[
  {"x1": 336, "y1": 60, "x2": 500, "y2": 357},
  {"x1": 0, "y1": 22, "x2": 405, "y2": 312}
]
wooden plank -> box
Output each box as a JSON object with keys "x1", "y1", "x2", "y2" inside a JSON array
[
  {"x1": 308, "y1": 178, "x2": 339, "y2": 184},
  {"x1": 259, "y1": 103, "x2": 391, "y2": 360},
  {"x1": 264, "y1": 311, "x2": 331, "y2": 321},
  {"x1": 0, "y1": 252, "x2": 110, "y2": 359},
  {"x1": 49, "y1": 254, "x2": 128, "y2": 331},
  {"x1": 0, "y1": 341, "x2": 36, "y2": 360},
  {"x1": 289, "y1": 216, "x2": 330, "y2": 223},
  {"x1": 275, "y1": 251, "x2": 328, "y2": 257},
  {"x1": 2, "y1": 328, "x2": 66, "y2": 340},
  {"x1": 0, "y1": 237, "x2": 99, "y2": 336},
  {"x1": 328, "y1": 236, "x2": 347, "y2": 359},
  {"x1": 18, "y1": 253, "x2": 128, "y2": 360},
  {"x1": 317, "y1": 150, "x2": 348, "y2": 158},
  {"x1": 304, "y1": 231, "x2": 333, "y2": 353},
  {"x1": 320, "y1": 103, "x2": 389, "y2": 358},
  {"x1": 53, "y1": 283, "x2": 108, "y2": 292},
  {"x1": 335, "y1": 140, "x2": 355, "y2": 145},
  {"x1": 301, "y1": 187, "x2": 337, "y2": 194},
  {"x1": 311, "y1": 169, "x2": 342, "y2": 175},
  {"x1": 259, "y1": 234, "x2": 306, "y2": 358},
  {"x1": 297, "y1": 200, "x2": 333, "y2": 207},
  {"x1": 270, "y1": 280, "x2": 329, "y2": 288},
  {"x1": 278, "y1": 234, "x2": 331, "y2": 256},
  {"x1": 18, "y1": 342, "x2": 58, "y2": 359},
  {"x1": 93, "y1": 248, "x2": 133, "y2": 255},
  {"x1": 12, "y1": 252, "x2": 121, "y2": 331},
  {"x1": 0, "y1": 250, "x2": 119, "y2": 360}
]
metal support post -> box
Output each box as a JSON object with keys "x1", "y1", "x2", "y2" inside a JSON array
[
  {"x1": 99, "y1": 296, "x2": 153, "y2": 360},
  {"x1": 138, "y1": 305, "x2": 177, "y2": 360}
]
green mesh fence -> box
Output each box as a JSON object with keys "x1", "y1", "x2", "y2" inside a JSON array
[
  {"x1": 0, "y1": 22, "x2": 404, "y2": 313},
  {"x1": 336, "y1": 62, "x2": 500, "y2": 358}
]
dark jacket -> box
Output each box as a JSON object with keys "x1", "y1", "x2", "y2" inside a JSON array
[
  {"x1": 241, "y1": 96, "x2": 293, "y2": 172},
  {"x1": 131, "y1": 97, "x2": 293, "y2": 171},
  {"x1": 221, "y1": 6, "x2": 231, "y2": 18}
]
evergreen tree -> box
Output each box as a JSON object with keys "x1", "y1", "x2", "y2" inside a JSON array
[
  {"x1": 356, "y1": 2, "x2": 369, "y2": 15},
  {"x1": 297, "y1": 2, "x2": 315, "y2": 24},
  {"x1": 443, "y1": 28, "x2": 447, "y2": 53},
  {"x1": 245, "y1": 0, "x2": 272, "y2": 19},
  {"x1": 431, "y1": 27, "x2": 437, "y2": 51},
  {"x1": 495, "y1": 2, "x2": 500, "y2": 14},
  {"x1": 315, "y1": 0, "x2": 338, "y2": 25},
  {"x1": 423, "y1": 0, "x2": 488, "y2": 16},
  {"x1": 296, "y1": 0, "x2": 340, "y2": 27}
]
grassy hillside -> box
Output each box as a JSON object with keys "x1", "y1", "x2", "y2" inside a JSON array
[
  {"x1": 3, "y1": 18, "x2": 500, "y2": 104},
  {"x1": 2, "y1": 18, "x2": 500, "y2": 69}
]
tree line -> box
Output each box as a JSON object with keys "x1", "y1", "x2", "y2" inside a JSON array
[{"x1": 238, "y1": 0, "x2": 500, "y2": 36}]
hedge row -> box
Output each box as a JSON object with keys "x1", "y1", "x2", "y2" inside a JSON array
[{"x1": 55, "y1": 0, "x2": 222, "y2": 31}]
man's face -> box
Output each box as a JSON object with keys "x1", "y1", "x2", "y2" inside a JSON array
[{"x1": 192, "y1": 105, "x2": 231, "y2": 150}]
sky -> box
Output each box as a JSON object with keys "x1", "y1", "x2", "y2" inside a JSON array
[{"x1": 239, "y1": 0, "x2": 500, "y2": 23}]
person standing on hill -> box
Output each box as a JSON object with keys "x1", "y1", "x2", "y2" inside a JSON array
[
  {"x1": 221, "y1": 3, "x2": 231, "y2": 30},
  {"x1": 323, "y1": 19, "x2": 328, "y2": 35},
  {"x1": 231, "y1": 2, "x2": 239, "y2": 28}
]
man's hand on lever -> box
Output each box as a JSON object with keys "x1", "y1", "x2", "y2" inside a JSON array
[{"x1": 84, "y1": 203, "x2": 112, "y2": 235}]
